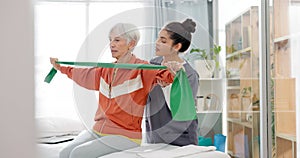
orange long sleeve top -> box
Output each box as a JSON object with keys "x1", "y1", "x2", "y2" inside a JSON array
[{"x1": 59, "y1": 55, "x2": 173, "y2": 140}]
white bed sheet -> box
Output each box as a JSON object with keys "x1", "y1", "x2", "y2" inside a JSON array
[
  {"x1": 36, "y1": 142, "x2": 230, "y2": 158},
  {"x1": 36, "y1": 141, "x2": 71, "y2": 158},
  {"x1": 99, "y1": 144, "x2": 230, "y2": 158}
]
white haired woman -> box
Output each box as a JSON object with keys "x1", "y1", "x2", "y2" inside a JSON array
[{"x1": 50, "y1": 23, "x2": 175, "y2": 158}]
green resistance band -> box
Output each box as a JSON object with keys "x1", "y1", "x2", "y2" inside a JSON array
[
  {"x1": 171, "y1": 69, "x2": 197, "y2": 121},
  {"x1": 44, "y1": 61, "x2": 196, "y2": 121},
  {"x1": 44, "y1": 61, "x2": 167, "y2": 83}
]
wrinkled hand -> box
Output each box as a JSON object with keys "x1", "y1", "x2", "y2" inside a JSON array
[
  {"x1": 163, "y1": 61, "x2": 184, "y2": 75},
  {"x1": 157, "y1": 79, "x2": 170, "y2": 87},
  {"x1": 50, "y1": 57, "x2": 61, "y2": 70}
]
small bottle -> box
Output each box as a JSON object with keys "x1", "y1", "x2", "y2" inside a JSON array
[{"x1": 252, "y1": 94, "x2": 259, "y2": 110}]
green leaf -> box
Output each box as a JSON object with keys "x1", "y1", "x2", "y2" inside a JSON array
[{"x1": 190, "y1": 48, "x2": 200, "y2": 53}]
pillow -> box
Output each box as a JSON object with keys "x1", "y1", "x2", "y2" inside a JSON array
[{"x1": 36, "y1": 117, "x2": 85, "y2": 138}]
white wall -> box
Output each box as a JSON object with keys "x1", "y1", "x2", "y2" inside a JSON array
[{"x1": 0, "y1": 0, "x2": 35, "y2": 157}]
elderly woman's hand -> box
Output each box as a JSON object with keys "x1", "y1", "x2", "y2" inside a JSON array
[
  {"x1": 50, "y1": 57, "x2": 61, "y2": 70},
  {"x1": 157, "y1": 79, "x2": 170, "y2": 87}
]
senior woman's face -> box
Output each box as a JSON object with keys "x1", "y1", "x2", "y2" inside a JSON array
[
  {"x1": 155, "y1": 29, "x2": 177, "y2": 56},
  {"x1": 109, "y1": 32, "x2": 130, "y2": 59}
]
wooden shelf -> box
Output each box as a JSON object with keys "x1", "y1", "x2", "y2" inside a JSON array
[
  {"x1": 199, "y1": 78, "x2": 223, "y2": 81},
  {"x1": 276, "y1": 133, "x2": 296, "y2": 142},
  {"x1": 227, "y1": 86, "x2": 240, "y2": 90},
  {"x1": 274, "y1": 35, "x2": 290, "y2": 43},
  {"x1": 226, "y1": 47, "x2": 251, "y2": 59},
  {"x1": 227, "y1": 118, "x2": 253, "y2": 128}
]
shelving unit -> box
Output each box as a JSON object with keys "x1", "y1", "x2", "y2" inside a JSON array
[
  {"x1": 225, "y1": 6, "x2": 260, "y2": 158},
  {"x1": 196, "y1": 78, "x2": 224, "y2": 142},
  {"x1": 272, "y1": 0, "x2": 297, "y2": 157}
]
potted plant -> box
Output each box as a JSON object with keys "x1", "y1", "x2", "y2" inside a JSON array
[{"x1": 185, "y1": 44, "x2": 221, "y2": 78}]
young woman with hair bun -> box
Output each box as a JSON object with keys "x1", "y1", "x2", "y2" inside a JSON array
[{"x1": 145, "y1": 18, "x2": 199, "y2": 146}]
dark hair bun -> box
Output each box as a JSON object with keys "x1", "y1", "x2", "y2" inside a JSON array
[{"x1": 182, "y1": 19, "x2": 196, "y2": 33}]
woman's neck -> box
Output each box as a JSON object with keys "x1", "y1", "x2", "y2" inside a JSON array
[
  {"x1": 163, "y1": 54, "x2": 184, "y2": 63},
  {"x1": 117, "y1": 52, "x2": 132, "y2": 63}
]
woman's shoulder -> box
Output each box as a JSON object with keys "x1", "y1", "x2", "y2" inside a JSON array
[
  {"x1": 183, "y1": 61, "x2": 199, "y2": 77},
  {"x1": 150, "y1": 56, "x2": 163, "y2": 65},
  {"x1": 135, "y1": 56, "x2": 163, "y2": 65},
  {"x1": 133, "y1": 55, "x2": 149, "y2": 64}
]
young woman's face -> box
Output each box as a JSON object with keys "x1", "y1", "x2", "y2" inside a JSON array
[
  {"x1": 109, "y1": 32, "x2": 131, "y2": 59},
  {"x1": 155, "y1": 29, "x2": 177, "y2": 56}
]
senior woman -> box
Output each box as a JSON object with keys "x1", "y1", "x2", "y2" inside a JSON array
[{"x1": 50, "y1": 23, "x2": 175, "y2": 158}]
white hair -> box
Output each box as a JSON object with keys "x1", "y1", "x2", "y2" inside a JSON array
[{"x1": 109, "y1": 23, "x2": 140, "y2": 47}]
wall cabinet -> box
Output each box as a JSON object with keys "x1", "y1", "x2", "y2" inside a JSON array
[{"x1": 225, "y1": 6, "x2": 260, "y2": 158}]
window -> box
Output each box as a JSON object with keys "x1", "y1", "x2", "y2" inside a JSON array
[{"x1": 34, "y1": 1, "x2": 150, "y2": 122}]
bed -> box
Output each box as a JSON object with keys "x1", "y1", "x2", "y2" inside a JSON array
[
  {"x1": 100, "y1": 143, "x2": 230, "y2": 158},
  {"x1": 37, "y1": 142, "x2": 230, "y2": 158},
  {"x1": 37, "y1": 141, "x2": 71, "y2": 158},
  {"x1": 36, "y1": 117, "x2": 84, "y2": 158},
  {"x1": 36, "y1": 117, "x2": 230, "y2": 158}
]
